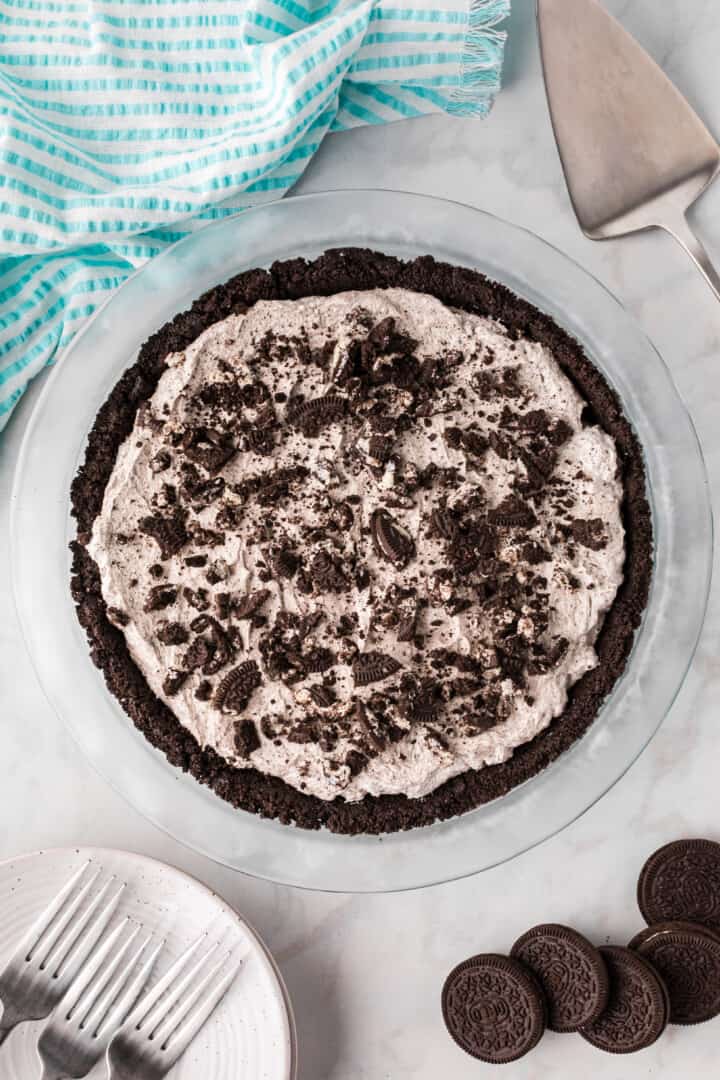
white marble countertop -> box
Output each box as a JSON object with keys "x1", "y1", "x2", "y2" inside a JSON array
[{"x1": 3, "y1": 1, "x2": 720, "y2": 1075}]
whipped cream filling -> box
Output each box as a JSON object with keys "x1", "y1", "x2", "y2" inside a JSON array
[{"x1": 88, "y1": 288, "x2": 625, "y2": 802}]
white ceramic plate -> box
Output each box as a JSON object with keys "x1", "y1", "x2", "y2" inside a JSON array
[{"x1": 0, "y1": 849, "x2": 296, "y2": 1080}]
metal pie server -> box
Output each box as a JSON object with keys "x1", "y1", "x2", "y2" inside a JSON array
[{"x1": 538, "y1": 0, "x2": 720, "y2": 301}]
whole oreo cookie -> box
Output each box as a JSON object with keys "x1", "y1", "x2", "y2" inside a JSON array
[
  {"x1": 579, "y1": 946, "x2": 669, "y2": 1054},
  {"x1": 629, "y1": 920, "x2": 720, "y2": 1025},
  {"x1": 638, "y1": 839, "x2": 720, "y2": 932},
  {"x1": 510, "y1": 923, "x2": 609, "y2": 1032},
  {"x1": 442, "y1": 954, "x2": 546, "y2": 1064}
]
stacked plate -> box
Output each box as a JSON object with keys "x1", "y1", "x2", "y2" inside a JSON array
[{"x1": 0, "y1": 849, "x2": 296, "y2": 1079}]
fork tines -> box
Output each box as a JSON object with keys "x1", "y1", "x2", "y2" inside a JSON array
[
  {"x1": 0, "y1": 861, "x2": 126, "y2": 1043},
  {"x1": 31, "y1": 864, "x2": 126, "y2": 980},
  {"x1": 36, "y1": 920, "x2": 162, "y2": 1080},
  {"x1": 119, "y1": 936, "x2": 243, "y2": 1059},
  {"x1": 61, "y1": 920, "x2": 159, "y2": 1038}
]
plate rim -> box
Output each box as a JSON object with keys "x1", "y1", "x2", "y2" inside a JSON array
[{"x1": 0, "y1": 844, "x2": 298, "y2": 1079}]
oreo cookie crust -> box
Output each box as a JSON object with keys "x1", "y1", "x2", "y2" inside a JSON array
[
  {"x1": 442, "y1": 953, "x2": 546, "y2": 1063},
  {"x1": 510, "y1": 923, "x2": 608, "y2": 1032},
  {"x1": 70, "y1": 247, "x2": 652, "y2": 834}
]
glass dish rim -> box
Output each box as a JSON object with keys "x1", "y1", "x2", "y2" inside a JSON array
[{"x1": 10, "y1": 187, "x2": 713, "y2": 893}]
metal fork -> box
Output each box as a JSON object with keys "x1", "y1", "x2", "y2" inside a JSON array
[
  {"x1": 37, "y1": 920, "x2": 161, "y2": 1080},
  {"x1": 0, "y1": 862, "x2": 125, "y2": 1046},
  {"x1": 106, "y1": 937, "x2": 243, "y2": 1080}
]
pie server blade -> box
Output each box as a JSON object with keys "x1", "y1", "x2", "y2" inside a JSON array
[{"x1": 538, "y1": 0, "x2": 720, "y2": 301}]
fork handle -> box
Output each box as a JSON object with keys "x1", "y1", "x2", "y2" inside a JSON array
[{"x1": 663, "y1": 213, "x2": 720, "y2": 303}]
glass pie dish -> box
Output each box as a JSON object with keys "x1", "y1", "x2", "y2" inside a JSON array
[{"x1": 10, "y1": 190, "x2": 712, "y2": 892}]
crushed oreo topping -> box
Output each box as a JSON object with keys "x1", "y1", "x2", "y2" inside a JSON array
[
  {"x1": 182, "y1": 636, "x2": 216, "y2": 674},
  {"x1": 488, "y1": 496, "x2": 537, "y2": 529},
  {"x1": 309, "y1": 684, "x2": 337, "y2": 708},
  {"x1": 107, "y1": 606, "x2": 130, "y2": 627},
  {"x1": 570, "y1": 517, "x2": 608, "y2": 551},
  {"x1": 190, "y1": 614, "x2": 234, "y2": 675},
  {"x1": 233, "y1": 588, "x2": 272, "y2": 619},
  {"x1": 162, "y1": 669, "x2": 188, "y2": 696},
  {"x1": 287, "y1": 393, "x2": 347, "y2": 437},
  {"x1": 214, "y1": 660, "x2": 262, "y2": 714},
  {"x1": 195, "y1": 679, "x2": 213, "y2": 701},
  {"x1": 179, "y1": 426, "x2": 236, "y2": 474},
  {"x1": 269, "y1": 546, "x2": 299, "y2": 580},
  {"x1": 370, "y1": 508, "x2": 415, "y2": 568},
  {"x1": 156, "y1": 621, "x2": 189, "y2": 646},
  {"x1": 353, "y1": 651, "x2": 403, "y2": 686},
  {"x1": 139, "y1": 510, "x2": 188, "y2": 560},
  {"x1": 143, "y1": 585, "x2": 177, "y2": 612},
  {"x1": 234, "y1": 717, "x2": 261, "y2": 757}
]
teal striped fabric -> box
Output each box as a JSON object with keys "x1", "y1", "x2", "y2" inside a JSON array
[{"x1": 0, "y1": 0, "x2": 508, "y2": 428}]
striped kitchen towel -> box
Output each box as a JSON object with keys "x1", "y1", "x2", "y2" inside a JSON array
[{"x1": 0, "y1": 0, "x2": 509, "y2": 429}]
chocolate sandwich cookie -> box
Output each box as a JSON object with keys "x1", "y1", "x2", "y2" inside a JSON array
[
  {"x1": 442, "y1": 953, "x2": 546, "y2": 1064},
  {"x1": 579, "y1": 945, "x2": 669, "y2": 1054},
  {"x1": 629, "y1": 920, "x2": 720, "y2": 1025},
  {"x1": 510, "y1": 923, "x2": 608, "y2": 1032},
  {"x1": 638, "y1": 839, "x2": 720, "y2": 933}
]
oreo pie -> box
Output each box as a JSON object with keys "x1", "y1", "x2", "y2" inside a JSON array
[{"x1": 70, "y1": 249, "x2": 652, "y2": 833}]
